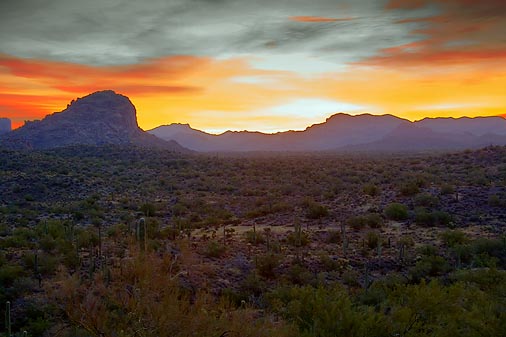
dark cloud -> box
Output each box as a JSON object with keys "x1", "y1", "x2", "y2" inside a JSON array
[
  {"x1": 1, "y1": 0, "x2": 503, "y2": 72},
  {"x1": 358, "y1": 0, "x2": 506, "y2": 67},
  {"x1": 0, "y1": 0, "x2": 422, "y2": 70}
]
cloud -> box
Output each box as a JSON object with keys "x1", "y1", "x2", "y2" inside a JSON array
[
  {"x1": 289, "y1": 16, "x2": 354, "y2": 23},
  {"x1": 1, "y1": 0, "x2": 505, "y2": 131},
  {"x1": 1, "y1": 52, "x2": 505, "y2": 132},
  {"x1": 359, "y1": 0, "x2": 506, "y2": 68},
  {"x1": 0, "y1": 0, "x2": 420, "y2": 73}
]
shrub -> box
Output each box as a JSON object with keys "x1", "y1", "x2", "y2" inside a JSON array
[
  {"x1": 326, "y1": 230, "x2": 341, "y2": 244},
  {"x1": 440, "y1": 184, "x2": 455, "y2": 195},
  {"x1": 441, "y1": 230, "x2": 468, "y2": 248},
  {"x1": 365, "y1": 213, "x2": 383, "y2": 228},
  {"x1": 432, "y1": 210, "x2": 452, "y2": 226},
  {"x1": 256, "y1": 253, "x2": 281, "y2": 278},
  {"x1": 348, "y1": 215, "x2": 367, "y2": 230},
  {"x1": 398, "y1": 235, "x2": 415, "y2": 248},
  {"x1": 204, "y1": 241, "x2": 226, "y2": 258},
  {"x1": 415, "y1": 208, "x2": 452, "y2": 227},
  {"x1": 306, "y1": 202, "x2": 329, "y2": 219},
  {"x1": 348, "y1": 213, "x2": 384, "y2": 230},
  {"x1": 286, "y1": 230, "x2": 310, "y2": 247},
  {"x1": 384, "y1": 203, "x2": 408, "y2": 221},
  {"x1": 488, "y1": 194, "x2": 503, "y2": 207},
  {"x1": 409, "y1": 255, "x2": 450, "y2": 281},
  {"x1": 399, "y1": 181, "x2": 420, "y2": 196},
  {"x1": 414, "y1": 193, "x2": 439, "y2": 207},
  {"x1": 286, "y1": 264, "x2": 313, "y2": 285},
  {"x1": 245, "y1": 230, "x2": 265, "y2": 245},
  {"x1": 417, "y1": 244, "x2": 438, "y2": 257},
  {"x1": 363, "y1": 183, "x2": 380, "y2": 196}
]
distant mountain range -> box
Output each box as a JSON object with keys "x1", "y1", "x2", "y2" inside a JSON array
[
  {"x1": 1, "y1": 91, "x2": 505, "y2": 152},
  {"x1": 149, "y1": 114, "x2": 506, "y2": 152},
  {"x1": 0, "y1": 91, "x2": 186, "y2": 151}
]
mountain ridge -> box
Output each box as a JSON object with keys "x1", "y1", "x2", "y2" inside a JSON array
[{"x1": 149, "y1": 113, "x2": 506, "y2": 152}]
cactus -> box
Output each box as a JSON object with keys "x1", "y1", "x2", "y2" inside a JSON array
[
  {"x1": 398, "y1": 242, "x2": 405, "y2": 263},
  {"x1": 341, "y1": 222, "x2": 348, "y2": 257},
  {"x1": 294, "y1": 219, "x2": 302, "y2": 263},
  {"x1": 364, "y1": 264, "x2": 370, "y2": 290},
  {"x1": 34, "y1": 251, "x2": 42, "y2": 288},
  {"x1": 5, "y1": 301, "x2": 11, "y2": 337},
  {"x1": 98, "y1": 224, "x2": 102, "y2": 258},
  {"x1": 34, "y1": 251, "x2": 38, "y2": 275},
  {"x1": 137, "y1": 218, "x2": 147, "y2": 251},
  {"x1": 377, "y1": 242, "x2": 382, "y2": 257},
  {"x1": 264, "y1": 227, "x2": 271, "y2": 252},
  {"x1": 89, "y1": 254, "x2": 96, "y2": 279}
]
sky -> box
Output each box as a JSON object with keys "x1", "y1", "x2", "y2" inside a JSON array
[{"x1": 0, "y1": 0, "x2": 505, "y2": 133}]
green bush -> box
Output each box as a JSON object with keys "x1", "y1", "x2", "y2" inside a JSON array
[
  {"x1": 256, "y1": 253, "x2": 281, "y2": 279},
  {"x1": 409, "y1": 255, "x2": 450, "y2": 281},
  {"x1": 440, "y1": 184, "x2": 455, "y2": 195},
  {"x1": 414, "y1": 193, "x2": 439, "y2": 207},
  {"x1": 348, "y1": 213, "x2": 384, "y2": 230},
  {"x1": 415, "y1": 208, "x2": 452, "y2": 227},
  {"x1": 441, "y1": 230, "x2": 468, "y2": 248},
  {"x1": 399, "y1": 181, "x2": 420, "y2": 196},
  {"x1": 244, "y1": 229, "x2": 265, "y2": 245},
  {"x1": 363, "y1": 183, "x2": 380, "y2": 196},
  {"x1": 384, "y1": 203, "x2": 408, "y2": 221},
  {"x1": 306, "y1": 202, "x2": 329, "y2": 219}
]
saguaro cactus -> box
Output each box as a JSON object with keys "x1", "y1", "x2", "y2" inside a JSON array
[
  {"x1": 364, "y1": 263, "x2": 370, "y2": 290},
  {"x1": 264, "y1": 227, "x2": 271, "y2": 251},
  {"x1": 341, "y1": 222, "x2": 348, "y2": 257},
  {"x1": 5, "y1": 301, "x2": 11, "y2": 337},
  {"x1": 398, "y1": 242, "x2": 405, "y2": 263},
  {"x1": 34, "y1": 251, "x2": 42, "y2": 288},
  {"x1": 137, "y1": 218, "x2": 147, "y2": 251},
  {"x1": 294, "y1": 219, "x2": 302, "y2": 262}
]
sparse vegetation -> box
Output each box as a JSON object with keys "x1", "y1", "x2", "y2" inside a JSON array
[{"x1": 1, "y1": 145, "x2": 506, "y2": 336}]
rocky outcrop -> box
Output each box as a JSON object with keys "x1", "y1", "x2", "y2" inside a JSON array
[{"x1": 0, "y1": 90, "x2": 187, "y2": 151}]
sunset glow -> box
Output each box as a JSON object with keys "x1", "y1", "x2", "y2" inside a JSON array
[{"x1": 0, "y1": 0, "x2": 505, "y2": 132}]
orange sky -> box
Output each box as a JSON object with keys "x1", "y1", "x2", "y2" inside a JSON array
[
  {"x1": 0, "y1": 0, "x2": 505, "y2": 133},
  {"x1": 1, "y1": 53, "x2": 505, "y2": 132}
]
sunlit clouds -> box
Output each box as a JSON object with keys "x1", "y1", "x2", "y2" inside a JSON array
[{"x1": 0, "y1": 0, "x2": 505, "y2": 132}]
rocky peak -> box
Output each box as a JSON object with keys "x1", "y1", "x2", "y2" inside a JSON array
[
  {"x1": 55, "y1": 90, "x2": 140, "y2": 135},
  {"x1": 0, "y1": 90, "x2": 187, "y2": 151}
]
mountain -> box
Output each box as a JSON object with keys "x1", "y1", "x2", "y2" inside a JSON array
[
  {"x1": 149, "y1": 114, "x2": 506, "y2": 152},
  {"x1": 149, "y1": 113, "x2": 406, "y2": 151},
  {"x1": 0, "y1": 90, "x2": 187, "y2": 151},
  {"x1": 414, "y1": 116, "x2": 506, "y2": 136},
  {"x1": 0, "y1": 118, "x2": 11, "y2": 135}
]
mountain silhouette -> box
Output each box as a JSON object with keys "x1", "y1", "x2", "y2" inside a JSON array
[
  {"x1": 149, "y1": 113, "x2": 506, "y2": 152},
  {"x1": 0, "y1": 91, "x2": 187, "y2": 151},
  {"x1": 0, "y1": 118, "x2": 11, "y2": 135}
]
